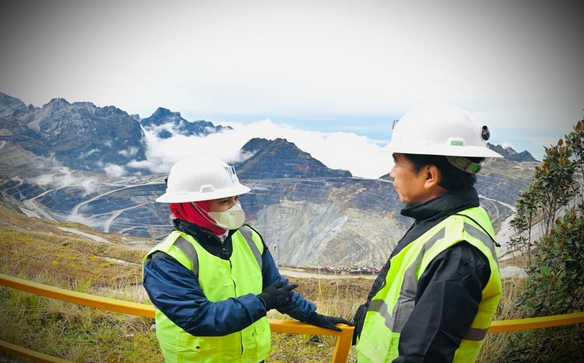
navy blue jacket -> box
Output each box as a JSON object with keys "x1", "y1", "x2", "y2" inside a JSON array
[{"x1": 143, "y1": 220, "x2": 316, "y2": 337}]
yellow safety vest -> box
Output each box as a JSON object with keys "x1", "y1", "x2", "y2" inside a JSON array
[
  {"x1": 143, "y1": 226, "x2": 271, "y2": 363},
  {"x1": 356, "y1": 207, "x2": 502, "y2": 363}
]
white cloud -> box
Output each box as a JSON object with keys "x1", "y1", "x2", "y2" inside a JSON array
[
  {"x1": 78, "y1": 148, "x2": 100, "y2": 159},
  {"x1": 118, "y1": 146, "x2": 139, "y2": 157},
  {"x1": 28, "y1": 161, "x2": 101, "y2": 195},
  {"x1": 138, "y1": 119, "x2": 393, "y2": 179},
  {"x1": 33, "y1": 174, "x2": 54, "y2": 186},
  {"x1": 143, "y1": 122, "x2": 176, "y2": 136},
  {"x1": 126, "y1": 159, "x2": 156, "y2": 171},
  {"x1": 78, "y1": 178, "x2": 100, "y2": 194},
  {"x1": 103, "y1": 164, "x2": 127, "y2": 178}
]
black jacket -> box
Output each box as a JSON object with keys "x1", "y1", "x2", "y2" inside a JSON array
[{"x1": 353, "y1": 187, "x2": 492, "y2": 363}]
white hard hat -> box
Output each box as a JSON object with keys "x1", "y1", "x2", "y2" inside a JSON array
[
  {"x1": 385, "y1": 102, "x2": 503, "y2": 158},
  {"x1": 156, "y1": 154, "x2": 251, "y2": 203}
]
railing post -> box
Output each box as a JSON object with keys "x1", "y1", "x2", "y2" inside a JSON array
[
  {"x1": 331, "y1": 325, "x2": 355, "y2": 363},
  {"x1": 269, "y1": 320, "x2": 354, "y2": 362}
]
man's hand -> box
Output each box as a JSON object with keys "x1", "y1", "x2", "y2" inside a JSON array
[{"x1": 307, "y1": 312, "x2": 354, "y2": 332}]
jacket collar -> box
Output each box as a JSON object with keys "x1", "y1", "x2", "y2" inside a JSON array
[
  {"x1": 173, "y1": 219, "x2": 235, "y2": 243},
  {"x1": 400, "y1": 187, "x2": 480, "y2": 223}
]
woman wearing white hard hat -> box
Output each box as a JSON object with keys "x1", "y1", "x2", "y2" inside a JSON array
[
  {"x1": 143, "y1": 154, "x2": 351, "y2": 363},
  {"x1": 354, "y1": 103, "x2": 503, "y2": 363}
]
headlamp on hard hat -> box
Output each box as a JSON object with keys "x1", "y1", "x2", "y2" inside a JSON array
[{"x1": 481, "y1": 126, "x2": 490, "y2": 141}]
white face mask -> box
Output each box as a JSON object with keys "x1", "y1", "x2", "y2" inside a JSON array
[{"x1": 208, "y1": 203, "x2": 245, "y2": 230}]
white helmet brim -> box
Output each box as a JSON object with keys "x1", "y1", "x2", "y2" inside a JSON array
[
  {"x1": 156, "y1": 183, "x2": 251, "y2": 203},
  {"x1": 382, "y1": 141, "x2": 503, "y2": 158}
]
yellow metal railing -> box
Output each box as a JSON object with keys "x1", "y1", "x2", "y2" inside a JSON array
[
  {"x1": 488, "y1": 311, "x2": 584, "y2": 332},
  {"x1": 0, "y1": 273, "x2": 353, "y2": 363},
  {"x1": 1, "y1": 273, "x2": 584, "y2": 363}
]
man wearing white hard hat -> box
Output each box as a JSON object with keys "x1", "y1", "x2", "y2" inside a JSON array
[
  {"x1": 353, "y1": 103, "x2": 503, "y2": 363},
  {"x1": 143, "y1": 154, "x2": 351, "y2": 363}
]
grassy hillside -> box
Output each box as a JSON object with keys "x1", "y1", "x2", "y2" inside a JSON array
[
  {"x1": 0, "y1": 203, "x2": 154, "y2": 285},
  {"x1": 1, "y1": 205, "x2": 529, "y2": 363}
]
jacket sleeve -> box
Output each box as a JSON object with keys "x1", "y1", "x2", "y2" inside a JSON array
[
  {"x1": 392, "y1": 242, "x2": 491, "y2": 363},
  {"x1": 143, "y1": 253, "x2": 267, "y2": 337}
]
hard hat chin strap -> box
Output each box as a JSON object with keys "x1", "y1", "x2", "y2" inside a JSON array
[{"x1": 446, "y1": 156, "x2": 482, "y2": 174}]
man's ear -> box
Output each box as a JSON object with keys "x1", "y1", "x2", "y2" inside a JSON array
[{"x1": 424, "y1": 165, "x2": 441, "y2": 189}]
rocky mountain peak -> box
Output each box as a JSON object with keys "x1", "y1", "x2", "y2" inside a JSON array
[
  {"x1": 153, "y1": 107, "x2": 174, "y2": 116},
  {"x1": 0, "y1": 92, "x2": 35, "y2": 123},
  {"x1": 240, "y1": 138, "x2": 271, "y2": 155},
  {"x1": 0, "y1": 91, "x2": 28, "y2": 111},
  {"x1": 140, "y1": 108, "x2": 230, "y2": 139},
  {"x1": 143, "y1": 107, "x2": 182, "y2": 126},
  {"x1": 487, "y1": 143, "x2": 538, "y2": 162},
  {"x1": 0, "y1": 92, "x2": 38, "y2": 140},
  {"x1": 237, "y1": 138, "x2": 352, "y2": 179},
  {"x1": 45, "y1": 97, "x2": 71, "y2": 109}
]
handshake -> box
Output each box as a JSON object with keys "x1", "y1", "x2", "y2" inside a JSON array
[{"x1": 257, "y1": 281, "x2": 353, "y2": 332}]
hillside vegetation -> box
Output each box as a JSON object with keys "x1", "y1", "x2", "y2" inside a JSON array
[{"x1": 504, "y1": 118, "x2": 584, "y2": 362}]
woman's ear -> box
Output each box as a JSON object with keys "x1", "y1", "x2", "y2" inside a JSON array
[{"x1": 424, "y1": 165, "x2": 441, "y2": 189}]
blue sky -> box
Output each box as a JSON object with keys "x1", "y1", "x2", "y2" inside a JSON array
[{"x1": 1, "y1": 0, "x2": 583, "y2": 176}]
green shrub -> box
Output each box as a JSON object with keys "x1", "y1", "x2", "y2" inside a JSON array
[{"x1": 505, "y1": 118, "x2": 584, "y2": 362}]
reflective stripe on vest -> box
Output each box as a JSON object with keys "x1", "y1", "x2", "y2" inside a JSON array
[
  {"x1": 356, "y1": 207, "x2": 502, "y2": 363},
  {"x1": 167, "y1": 227, "x2": 263, "y2": 278},
  {"x1": 143, "y1": 226, "x2": 271, "y2": 363}
]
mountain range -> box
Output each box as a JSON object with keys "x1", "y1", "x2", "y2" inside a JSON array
[
  {"x1": 0, "y1": 91, "x2": 539, "y2": 267},
  {"x1": 0, "y1": 92, "x2": 228, "y2": 173}
]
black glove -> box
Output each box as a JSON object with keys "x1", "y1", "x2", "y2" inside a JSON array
[
  {"x1": 352, "y1": 303, "x2": 368, "y2": 345},
  {"x1": 257, "y1": 281, "x2": 298, "y2": 311},
  {"x1": 307, "y1": 312, "x2": 354, "y2": 332}
]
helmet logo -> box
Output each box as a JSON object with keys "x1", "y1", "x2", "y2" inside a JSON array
[{"x1": 481, "y1": 126, "x2": 490, "y2": 141}]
